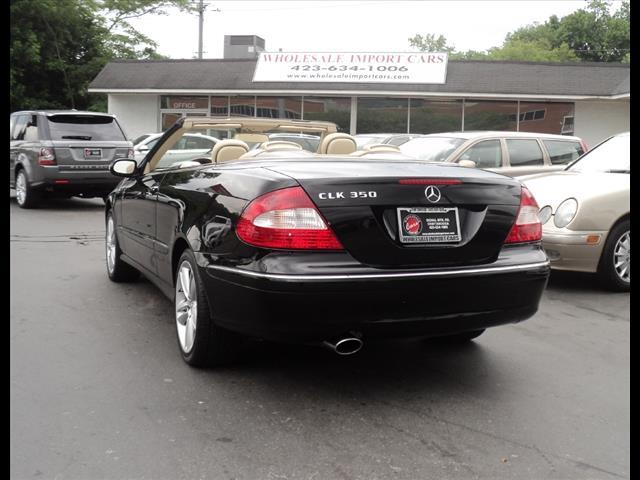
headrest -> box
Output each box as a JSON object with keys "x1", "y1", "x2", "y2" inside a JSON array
[
  {"x1": 261, "y1": 141, "x2": 303, "y2": 151},
  {"x1": 211, "y1": 139, "x2": 249, "y2": 164},
  {"x1": 319, "y1": 133, "x2": 357, "y2": 155}
]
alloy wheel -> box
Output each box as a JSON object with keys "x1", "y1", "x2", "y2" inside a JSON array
[
  {"x1": 613, "y1": 231, "x2": 630, "y2": 283},
  {"x1": 106, "y1": 215, "x2": 116, "y2": 274},
  {"x1": 176, "y1": 261, "x2": 198, "y2": 353},
  {"x1": 15, "y1": 172, "x2": 26, "y2": 205}
]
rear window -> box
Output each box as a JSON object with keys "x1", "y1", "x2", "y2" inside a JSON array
[
  {"x1": 46, "y1": 115, "x2": 126, "y2": 141},
  {"x1": 543, "y1": 140, "x2": 584, "y2": 165}
]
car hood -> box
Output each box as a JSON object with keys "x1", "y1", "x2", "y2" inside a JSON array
[{"x1": 520, "y1": 170, "x2": 630, "y2": 209}]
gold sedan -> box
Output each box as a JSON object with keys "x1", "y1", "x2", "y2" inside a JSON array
[{"x1": 520, "y1": 132, "x2": 629, "y2": 291}]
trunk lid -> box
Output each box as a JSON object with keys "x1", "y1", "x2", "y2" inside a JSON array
[{"x1": 263, "y1": 159, "x2": 522, "y2": 268}]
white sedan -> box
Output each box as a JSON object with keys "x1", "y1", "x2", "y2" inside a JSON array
[{"x1": 133, "y1": 133, "x2": 219, "y2": 165}]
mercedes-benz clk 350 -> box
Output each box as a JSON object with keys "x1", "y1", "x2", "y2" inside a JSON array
[{"x1": 105, "y1": 117, "x2": 549, "y2": 366}]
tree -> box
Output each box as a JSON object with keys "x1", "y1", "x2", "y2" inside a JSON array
[
  {"x1": 408, "y1": 0, "x2": 629, "y2": 63},
  {"x1": 10, "y1": 0, "x2": 193, "y2": 113},
  {"x1": 408, "y1": 34, "x2": 456, "y2": 53}
]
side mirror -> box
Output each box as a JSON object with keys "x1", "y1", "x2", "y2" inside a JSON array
[
  {"x1": 458, "y1": 159, "x2": 477, "y2": 168},
  {"x1": 110, "y1": 158, "x2": 138, "y2": 177}
]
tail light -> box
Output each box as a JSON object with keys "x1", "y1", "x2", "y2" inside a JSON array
[
  {"x1": 38, "y1": 148, "x2": 56, "y2": 166},
  {"x1": 505, "y1": 186, "x2": 542, "y2": 244},
  {"x1": 127, "y1": 148, "x2": 135, "y2": 158},
  {"x1": 579, "y1": 139, "x2": 589, "y2": 153},
  {"x1": 237, "y1": 186, "x2": 343, "y2": 250}
]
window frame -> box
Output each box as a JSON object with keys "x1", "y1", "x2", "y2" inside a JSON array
[
  {"x1": 504, "y1": 138, "x2": 546, "y2": 168},
  {"x1": 455, "y1": 138, "x2": 505, "y2": 169}
]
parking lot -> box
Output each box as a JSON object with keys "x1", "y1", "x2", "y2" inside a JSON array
[{"x1": 10, "y1": 196, "x2": 629, "y2": 480}]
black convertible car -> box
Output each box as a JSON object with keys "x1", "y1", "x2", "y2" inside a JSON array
[{"x1": 106, "y1": 117, "x2": 549, "y2": 366}]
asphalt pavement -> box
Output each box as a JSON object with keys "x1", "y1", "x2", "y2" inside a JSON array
[{"x1": 10, "y1": 196, "x2": 630, "y2": 480}]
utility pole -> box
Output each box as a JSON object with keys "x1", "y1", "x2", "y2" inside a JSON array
[
  {"x1": 197, "y1": 0, "x2": 205, "y2": 59},
  {"x1": 193, "y1": 1, "x2": 220, "y2": 59}
]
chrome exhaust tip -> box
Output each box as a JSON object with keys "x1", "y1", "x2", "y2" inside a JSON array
[{"x1": 323, "y1": 334, "x2": 363, "y2": 356}]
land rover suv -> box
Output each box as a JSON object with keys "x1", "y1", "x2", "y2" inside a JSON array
[{"x1": 10, "y1": 110, "x2": 133, "y2": 208}]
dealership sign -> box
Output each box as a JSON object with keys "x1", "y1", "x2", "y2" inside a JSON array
[{"x1": 252, "y1": 52, "x2": 448, "y2": 84}]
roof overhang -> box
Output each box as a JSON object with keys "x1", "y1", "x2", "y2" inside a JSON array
[{"x1": 88, "y1": 88, "x2": 629, "y2": 101}]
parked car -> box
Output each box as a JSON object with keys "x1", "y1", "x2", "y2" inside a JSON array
[
  {"x1": 133, "y1": 132, "x2": 219, "y2": 165},
  {"x1": 521, "y1": 132, "x2": 629, "y2": 291},
  {"x1": 105, "y1": 116, "x2": 549, "y2": 367},
  {"x1": 354, "y1": 133, "x2": 423, "y2": 149},
  {"x1": 10, "y1": 110, "x2": 133, "y2": 208},
  {"x1": 399, "y1": 131, "x2": 588, "y2": 177}
]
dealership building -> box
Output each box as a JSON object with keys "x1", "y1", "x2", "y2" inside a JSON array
[{"x1": 89, "y1": 39, "x2": 629, "y2": 148}]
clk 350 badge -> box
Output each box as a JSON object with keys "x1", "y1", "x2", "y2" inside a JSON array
[{"x1": 318, "y1": 191, "x2": 378, "y2": 200}]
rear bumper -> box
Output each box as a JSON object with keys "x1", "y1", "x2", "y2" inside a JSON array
[
  {"x1": 31, "y1": 167, "x2": 120, "y2": 196},
  {"x1": 198, "y1": 245, "x2": 549, "y2": 342}
]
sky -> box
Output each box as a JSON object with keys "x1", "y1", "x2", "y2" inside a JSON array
[{"x1": 127, "y1": 1, "x2": 623, "y2": 60}]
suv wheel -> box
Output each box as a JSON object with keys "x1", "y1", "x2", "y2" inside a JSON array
[
  {"x1": 106, "y1": 212, "x2": 139, "y2": 282},
  {"x1": 15, "y1": 170, "x2": 40, "y2": 209}
]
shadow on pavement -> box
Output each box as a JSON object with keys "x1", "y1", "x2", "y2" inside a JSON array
[
  {"x1": 546, "y1": 269, "x2": 606, "y2": 292},
  {"x1": 10, "y1": 196, "x2": 104, "y2": 211}
]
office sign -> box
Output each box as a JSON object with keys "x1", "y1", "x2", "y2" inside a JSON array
[{"x1": 252, "y1": 52, "x2": 448, "y2": 84}]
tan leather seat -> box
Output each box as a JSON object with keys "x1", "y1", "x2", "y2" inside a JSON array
[
  {"x1": 210, "y1": 139, "x2": 249, "y2": 164},
  {"x1": 319, "y1": 133, "x2": 357, "y2": 155},
  {"x1": 261, "y1": 141, "x2": 303, "y2": 152}
]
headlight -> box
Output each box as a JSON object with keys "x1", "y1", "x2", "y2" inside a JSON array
[
  {"x1": 554, "y1": 198, "x2": 578, "y2": 228},
  {"x1": 538, "y1": 206, "x2": 552, "y2": 225}
]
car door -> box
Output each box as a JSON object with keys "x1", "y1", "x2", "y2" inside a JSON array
[
  {"x1": 454, "y1": 139, "x2": 504, "y2": 172},
  {"x1": 502, "y1": 138, "x2": 547, "y2": 177},
  {"x1": 118, "y1": 172, "x2": 165, "y2": 276}
]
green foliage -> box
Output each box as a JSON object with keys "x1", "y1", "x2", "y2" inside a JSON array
[
  {"x1": 408, "y1": 34, "x2": 456, "y2": 53},
  {"x1": 10, "y1": 0, "x2": 190, "y2": 113},
  {"x1": 409, "y1": 1, "x2": 629, "y2": 63}
]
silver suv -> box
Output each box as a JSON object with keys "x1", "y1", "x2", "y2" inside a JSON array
[{"x1": 10, "y1": 110, "x2": 133, "y2": 208}]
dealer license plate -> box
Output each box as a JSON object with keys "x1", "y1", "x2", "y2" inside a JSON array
[
  {"x1": 84, "y1": 148, "x2": 102, "y2": 159},
  {"x1": 397, "y1": 207, "x2": 462, "y2": 244}
]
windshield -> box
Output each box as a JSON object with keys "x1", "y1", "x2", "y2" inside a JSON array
[
  {"x1": 568, "y1": 134, "x2": 629, "y2": 173},
  {"x1": 399, "y1": 137, "x2": 466, "y2": 162},
  {"x1": 133, "y1": 134, "x2": 152, "y2": 146},
  {"x1": 354, "y1": 135, "x2": 389, "y2": 148},
  {"x1": 46, "y1": 115, "x2": 126, "y2": 141}
]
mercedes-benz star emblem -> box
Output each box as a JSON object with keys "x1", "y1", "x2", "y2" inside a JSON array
[{"x1": 424, "y1": 185, "x2": 441, "y2": 203}]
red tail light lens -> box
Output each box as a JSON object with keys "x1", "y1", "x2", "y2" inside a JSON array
[
  {"x1": 38, "y1": 148, "x2": 56, "y2": 166},
  {"x1": 237, "y1": 186, "x2": 343, "y2": 250},
  {"x1": 127, "y1": 148, "x2": 135, "y2": 158},
  {"x1": 505, "y1": 186, "x2": 542, "y2": 244}
]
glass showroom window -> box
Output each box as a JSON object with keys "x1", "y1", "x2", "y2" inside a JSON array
[
  {"x1": 517, "y1": 102, "x2": 575, "y2": 135},
  {"x1": 410, "y1": 99, "x2": 462, "y2": 134},
  {"x1": 210, "y1": 96, "x2": 229, "y2": 116},
  {"x1": 463, "y1": 100, "x2": 517, "y2": 131},
  {"x1": 256, "y1": 97, "x2": 302, "y2": 119},
  {"x1": 229, "y1": 96, "x2": 256, "y2": 117},
  {"x1": 302, "y1": 97, "x2": 351, "y2": 133},
  {"x1": 357, "y1": 98, "x2": 408, "y2": 134}
]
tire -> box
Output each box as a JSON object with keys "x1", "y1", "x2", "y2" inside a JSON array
[
  {"x1": 105, "y1": 211, "x2": 139, "y2": 282},
  {"x1": 174, "y1": 249, "x2": 241, "y2": 367},
  {"x1": 15, "y1": 169, "x2": 41, "y2": 209},
  {"x1": 436, "y1": 329, "x2": 485, "y2": 343},
  {"x1": 598, "y1": 219, "x2": 630, "y2": 292}
]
